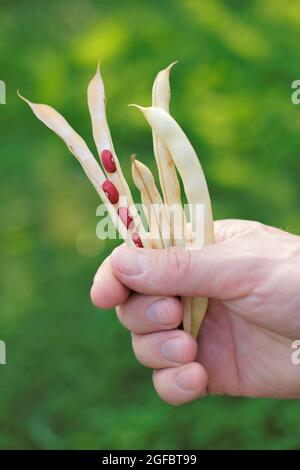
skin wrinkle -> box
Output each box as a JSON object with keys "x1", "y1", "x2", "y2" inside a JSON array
[
  {"x1": 239, "y1": 324, "x2": 298, "y2": 398},
  {"x1": 163, "y1": 247, "x2": 193, "y2": 288},
  {"x1": 197, "y1": 301, "x2": 238, "y2": 396},
  {"x1": 202, "y1": 307, "x2": 296, "y2": 397},
  {"x1": 225, "y1": 260, "x2": 300, "y2": 339},
  {"x1": 225, "y1": 313, "x2": 243, "y2": 397}
]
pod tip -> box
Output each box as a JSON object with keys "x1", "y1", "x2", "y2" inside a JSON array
[
  {"x1": 89, "y1": 60, "x2": 102, "y2": 86},
  {"x1": 96, "y1": 60, "x2": 102, "y2": 76},
  {"x1": 17, "y1": 90, "x2": 31, "y2": 105},
  {"x1": 166, "y1": 60, "x2": 178, "y2": 72},
  {"x1": 127, "y1": 103, "x2": 148, "y2": 113},
  {"x1": 131, "y1": 154, "x2": 145, "y2": 171}
]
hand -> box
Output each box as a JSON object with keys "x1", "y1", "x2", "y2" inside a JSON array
[{"x1": 91, "y1": 220, "x2": 300, "y2": 405}]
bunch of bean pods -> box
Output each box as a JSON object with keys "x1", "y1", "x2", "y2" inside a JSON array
[{"x1": 18, "y1": 62, "x2": 214, "y2": 339}]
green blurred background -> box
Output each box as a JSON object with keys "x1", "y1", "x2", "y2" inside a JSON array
[{"x1": 1, "y1": 0, "x2": 300, "y2": 450}]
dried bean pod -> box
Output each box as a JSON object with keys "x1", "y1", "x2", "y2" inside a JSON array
[
  {"x1": 132, "y1": 104, "x2": 214, "y2": 337},
  {"x1": 18, "y1": 92, "x2": 135, "y2": 244},
  {"x1": 88, "y1": 65, "x2": 150, "y2": 248}
]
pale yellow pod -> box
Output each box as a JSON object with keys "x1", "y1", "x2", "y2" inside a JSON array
[
  {"x1": 152, "y1": 63, "x2": 192, "y2": 331},
  {"x1": 87, "y1": 65, "x2": 150, "y2": 248},
  {"x1": 132, "y1": 105, "x2": 214, "y2": 336},
  {"x1": 18, "y1": 92, "x2": 135, "y2": 245},
  {"x1": 152, "y1": 62, "x2": 184, "y2": 244},
  {"x1": 132, "y1": 157, "x2": 172, "y2": 249},
  {"x1": 132, "y1": 105, "x2": 214, "y2": 245},
  {"x1": 17, "y1": 93, "x2": 108, "y2": 187},
  {"x1": 87, "y1": 64, "x2": 130, "y2": 196},
  {"x1": 152, "y1": 62, "x2": 176, "y2": 109},
  {"x1": 191, "y1": 297, "x2": 209, "y2": 337}
]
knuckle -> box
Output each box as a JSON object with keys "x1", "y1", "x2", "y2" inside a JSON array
[
  {"x1": 163, "y1": 247, "x2": 193, "y2": 285},
  {"x1": 247, "y1": 220, "x2": 264, "y2": 233}
]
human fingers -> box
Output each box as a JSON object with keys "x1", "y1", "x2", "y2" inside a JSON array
[
  {"x1": 152, "y1": 362, "x2": 208, "y2": 405},
  {"x1": 116, "y1": 294, "x2": 183, "y2": 334},
  {"x1": 131, "y1": 330, "x2": 197, "y2": 369},
  {"x1": 90, "y1": 257, "x2": 130, "y2": 308},
  {"x1": 108, "y1": 242, "x2": 256, "y2": 299}
]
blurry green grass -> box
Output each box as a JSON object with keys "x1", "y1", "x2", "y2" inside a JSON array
[{"x1": 1, "y1": 0, "x2": 300, "y2": 449}]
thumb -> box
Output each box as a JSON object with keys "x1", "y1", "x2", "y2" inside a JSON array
[{"x1": 110, "y1": 243, "x2": 254, "y2": 299}]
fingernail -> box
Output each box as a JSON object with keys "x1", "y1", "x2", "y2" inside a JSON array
[
  {"x1": 176, "y1": 368, "x2": 197, "y2": 391},
  {"x1": 160, "y1": 336, "x2": 186, "y2": 363},
  {"x1": 111, "y1": 247, "x2": 147, "y2": 276},
  {"x1": 146, "y1": 299, "x2": 172, "y2": 325}
]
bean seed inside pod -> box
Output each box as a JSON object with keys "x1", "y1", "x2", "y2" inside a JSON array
[
  {"x1": 132, "y1": 232, "x2": 143, "y2": 248},
  {"x1": 102, "y1": 180, "x2": 119, "y2": 204},
  {"x1": 101, "y1": 149, "x2": 117, "y2": 173},
  {"x1": 118, "y1": 207, "x2": 134, "y2": 229}
]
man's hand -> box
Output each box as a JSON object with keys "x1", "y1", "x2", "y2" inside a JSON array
[{"x1": 91, "y1": 220, "x2": 300, "y2": 405}]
